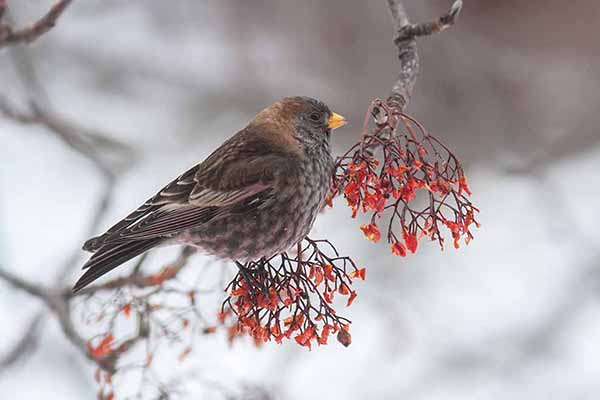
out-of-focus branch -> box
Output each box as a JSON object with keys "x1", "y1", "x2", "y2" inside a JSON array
[
  {"x1": 0, "y1": 97, "x2": 134, "y2": 179},
  {"x1": 0, "y1": 245, "x2": 197, "y2": 376},
  {"x1": 0, "y1": 21, "x2": 136, "y2": 289},
  {"x1": 0, "y1": 266, "x2": 100, "y2": 370},
  {"x1": 0, "y1": 33, "x2": 135, "y2": 373},
  {"x1": 384, "y1": 0, "x2": 462, "y2": 112},
  {"x1": 0, "y1": 119, "x2": 121, "y2": 373},
  {"x1": 0, "y1": 314, "x2": 43, "y2": 371},
  {"x1": 0, "y1": 263, "x2": 50, "y2": 374},
  {"x1": 0, "y1": 0, "x2": 73, "y2": 48},
  {"x1": 0, "y1": 267, "x2": 48, "y2": 298}
]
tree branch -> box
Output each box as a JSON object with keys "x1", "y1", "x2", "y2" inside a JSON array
[
  {"x1": 385, "y1": 0, "x2": 462, "y2": 111},
  {"x1": 0, "y1": 97, "x2": 134, "y2": 180},
  {"x1": 0, "y1": 245, "x2": 197, "y2": 375},
  {"x1": 0, "y1": 265, "x2": 103, "y2": 370},
  {"x1": 0, "y1": 0, "x2": 73, "y2": 49},
  {"x1": 0, "y1": 267, "x2": 49, "y2": 299},
  {"x1": 0, "y1": 29, "x2": 134, "y2": 372},
  {"x1": 0, "y1": 314, "x2": 44, "y2": 372}
]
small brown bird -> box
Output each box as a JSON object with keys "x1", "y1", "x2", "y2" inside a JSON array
[{"x1": 74, "y1": 96, "x2": 346, "y2": 292}]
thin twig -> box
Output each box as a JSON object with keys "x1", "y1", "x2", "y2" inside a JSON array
[
  {"x1": 385, "y1": 0, "x2": 462, "y2": 111},
  {"x1": 0, "y1": 97, "x2": 134, "y2": 179},
  {"x1": 0, "y1": 313, "x2": 44, "y2": 372},
  {"x1": 0, "y1": 0, "x2": 73, "y2": 48},
  {"x1": 0, "y1": 267, "x2": 49, "y2": 298},
  {"x1": 0, "y1": 245, "x2": 196, "y2": 375}
]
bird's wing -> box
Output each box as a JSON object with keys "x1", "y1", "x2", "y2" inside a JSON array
[{"x1": 84, "y1": 130, "x2": 298, "y2": 249}]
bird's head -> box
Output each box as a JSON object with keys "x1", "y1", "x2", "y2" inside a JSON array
[{"x1": 249, "y1": 96, "x2": 346, "y2": 155}]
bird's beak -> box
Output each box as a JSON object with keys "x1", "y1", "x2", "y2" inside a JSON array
[{"x1": 328, "y1": 112, "x2": 347, "y2": 130}]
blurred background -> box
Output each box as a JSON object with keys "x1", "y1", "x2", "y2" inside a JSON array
[{"x1": 1, "y1": 0, "x2": 600, "y2": 399}]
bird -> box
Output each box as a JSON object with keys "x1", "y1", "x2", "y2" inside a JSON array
[{"x1": 73, "y1": 96, "x2": 347, "y2": 292}]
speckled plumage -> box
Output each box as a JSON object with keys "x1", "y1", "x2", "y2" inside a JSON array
[{"x1": 74, "y1": 97, "x2": 345, "y2": 292}]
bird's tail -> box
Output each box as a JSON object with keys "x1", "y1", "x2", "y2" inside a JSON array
[{"x1": 73, "y1": 238, "x2": 161, "y2": 293}]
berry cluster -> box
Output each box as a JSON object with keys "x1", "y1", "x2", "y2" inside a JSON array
[
  {"x1": 221, "y1": 238, "x2": 364, "y2": 349},
  {"x1": 329, "y1": 100, "x2": 479, "y2": 255}
]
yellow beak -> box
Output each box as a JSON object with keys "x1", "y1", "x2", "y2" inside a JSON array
[{"x1": 328, "y1": 112, "x2": 347, "y2": 130}]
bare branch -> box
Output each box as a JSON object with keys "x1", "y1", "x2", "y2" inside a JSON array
[
  {"x1": 0, "y1": 266, "x2": 49, "y2": 299},
  {"x1": 0, "y1": 273, "x2": 98, "y2": 374},
  {"x1": 0, "y1": 0, "x2": 73, "y2": 49},
  {"x1": 385, "y1": 0, "x2": 462, "y2": 111},
  {"x1": 0, "y1": 34, "x2": 132, "y2": 372},
  {"x1": 0, "y1": 97, "x2": 134, "y2": 180},
  {"x1": 0, "y1": 109, "x2": 122, "y2": 371},
  {"x1": 0, "y1": 314, "x2": 44, "y2": 372},
  {"x1": 0, "y1": 264, "x2": 105, "y2": 367}
]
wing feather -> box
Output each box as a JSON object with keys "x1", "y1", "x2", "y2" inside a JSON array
[{"x1": 83, "y1": 128, "x2": 299, "y2": 252}]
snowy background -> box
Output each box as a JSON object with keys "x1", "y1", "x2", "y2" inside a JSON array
[{"x1": 2, "y1": 0, "x2": 600, "y2": 399}]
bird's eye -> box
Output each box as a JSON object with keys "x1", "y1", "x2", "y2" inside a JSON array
[{"x1": 309, "y1": 112, "x2": 321, "y2": 122}]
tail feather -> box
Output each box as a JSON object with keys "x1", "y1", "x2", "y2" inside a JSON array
[{"x1": 74, "y1": 238, "x2": 161, "y2": 293}]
